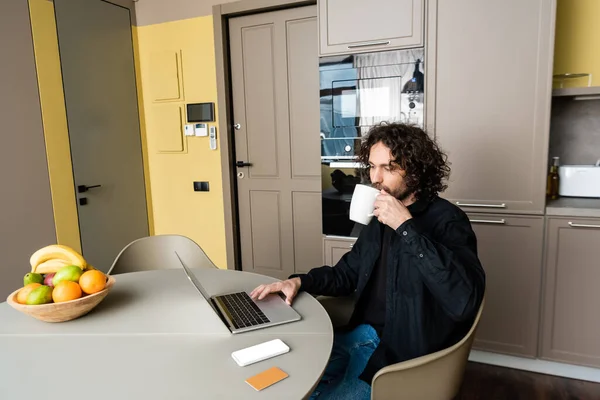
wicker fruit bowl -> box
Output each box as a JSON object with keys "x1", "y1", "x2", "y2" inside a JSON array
[{"x1": 6, "y1": 275, "x2": 116, "y2": 323}]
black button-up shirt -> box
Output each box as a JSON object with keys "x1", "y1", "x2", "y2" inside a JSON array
[{"x1": 290, "y1": 196, "x2": 486, "y2": 384}]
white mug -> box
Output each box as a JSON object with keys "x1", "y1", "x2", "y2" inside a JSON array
[{"x1": 349, "y1": 184, "x2": 380, "y2": 225}]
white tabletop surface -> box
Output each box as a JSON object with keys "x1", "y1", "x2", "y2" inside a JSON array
[{"x1": 0, "y1": 268, "x2": 333, "y2": 400}]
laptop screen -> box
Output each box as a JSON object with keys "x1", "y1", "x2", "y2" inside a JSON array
[{"x1": 175, "y1": 252, "x2": 212, "y2": 300}]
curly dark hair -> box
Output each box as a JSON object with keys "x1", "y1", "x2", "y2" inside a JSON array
[{"x1": 357, "y1": 122, "x2": 450, "y2": 201}]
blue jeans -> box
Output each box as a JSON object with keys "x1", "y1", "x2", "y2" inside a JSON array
[{"x1": 310, "y1": 324, "x2": 380, "y2": 400}]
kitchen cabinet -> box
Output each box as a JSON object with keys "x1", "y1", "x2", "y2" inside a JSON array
[
  {"x1": 468, "y1": 214, "x2": 544, "y2": 358},
  {"x1": 430, "y1": 0, "x2": 555, "y2": 214},
  {"x1": 318, "y1": 0, "x2": 424, "y2": 56},
  {"x1": 541, "y1": 217, "x2": 600, "y2": 368},
  {"x1": 323, "y1": 236, "x2": 356, "y2": 266}
]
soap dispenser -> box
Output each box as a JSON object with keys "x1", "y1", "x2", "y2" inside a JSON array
[{"x1": 546, "y1": 156, "x2": 560, "y2": 200}]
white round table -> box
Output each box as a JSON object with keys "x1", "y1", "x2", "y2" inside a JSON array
[{"x1": 0, "y1": 268, "x2": 333, "y2": 400}]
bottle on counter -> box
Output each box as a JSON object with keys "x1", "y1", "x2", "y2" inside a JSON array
[{"x1": 546, "y1": 156, "x2": 560, "y2": 200}]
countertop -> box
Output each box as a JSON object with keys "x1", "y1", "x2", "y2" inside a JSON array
[{"x1": 545, "y1": 197, "x2": 600, "y2": 218}]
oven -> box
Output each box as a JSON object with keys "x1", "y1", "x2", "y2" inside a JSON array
[{"x1": 320, "y1": 48, "x2": 425, "y2": 237}]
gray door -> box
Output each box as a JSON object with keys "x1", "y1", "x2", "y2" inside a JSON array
[
  {"x1": 229, "y1": 6, "x2": 322, "y2": 280},
  {"x1": 54, "y1": 0, "x2": 148, "y2": 272}
]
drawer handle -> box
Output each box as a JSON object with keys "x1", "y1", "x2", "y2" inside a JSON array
[
  {"x1": 347, "y1": 40, "x2": 391, "y2": 49},
  {"x1": 469, "y1": 219, "x2": 506, "y2": 225},
  {"x1": 568, "y1": 222, "x2": 600, "y2": 229},
  {"x1": 456, "y1": 202, "x2": 506, "y2": 208}
]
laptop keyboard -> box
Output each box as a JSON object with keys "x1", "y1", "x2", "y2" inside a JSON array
[{"x1": 217, "y1": 292, "x2": 270, "y2": 329}]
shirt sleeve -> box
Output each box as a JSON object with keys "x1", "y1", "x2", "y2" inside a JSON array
[
  {"x1": 288, "y1": 225, "x2": 374, "y2": 297},
  {"x1": 395, "y1": 215, "x2": 485, "y2": 322}
]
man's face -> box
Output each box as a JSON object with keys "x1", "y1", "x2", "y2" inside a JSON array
[{"x1": 368, "y1": 141, "x2": 411, "y2": 201}]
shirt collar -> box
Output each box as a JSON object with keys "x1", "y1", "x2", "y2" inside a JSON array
[{"x1": 407, "y1": 197, "x2": 431, "y2": 215}]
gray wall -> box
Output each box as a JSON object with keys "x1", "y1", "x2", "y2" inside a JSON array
[
  {"x1": 0, "y1": 0, "x2": 56, "y2": 298},
  {"x1": 549, "y1": 97, "x2": 600, "y2": 166}
]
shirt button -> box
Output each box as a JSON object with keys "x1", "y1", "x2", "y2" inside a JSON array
[
  {"x1": 419, "y1": 254, "x2": 424, "y2": 258},
  {"x1": 402, "y1": 231, "x2": 408, "y2": 236}
]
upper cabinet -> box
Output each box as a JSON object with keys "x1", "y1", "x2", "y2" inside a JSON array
[
  {"x1": 430, "y1": 0, "x2": 556, "y2": 215},
  {"x1": 318, "y1": 0, "x2": 424, "y2": 56},
  {"x1": 553, "y1": 0, "x2": 600, "y2": 88}
]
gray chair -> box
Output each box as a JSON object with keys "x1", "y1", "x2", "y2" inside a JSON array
[
  {"x1": 107, "y1": 234, "x2": 218, "y2": 275},
  {"x1": 318, "y1": 295, "x2": 485, "y2": 400}
]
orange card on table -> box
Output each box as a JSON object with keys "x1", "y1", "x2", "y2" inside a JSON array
[{"x1": 245, "y1": 366, "x2": 289, "y2": 391}]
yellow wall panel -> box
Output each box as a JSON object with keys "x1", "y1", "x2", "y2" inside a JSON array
[
  {"x1": 28, "y1": 0, "x2": 81, "y2": 253},
  {"x1": 149, "y1": 50, "x2": 182, "y2": 101},
  {"x1": 136, "y1": 16, "x2": 228, "y2": 269},
  {"x1": 554, "y1": 0, "x2": 600, "y2": 87},
  {"x1": 132, "y1": 26, "x2": 155, "y2": 236},
  {"x1": 150, "y1": 104, "x2": 185, "y2": 152}
]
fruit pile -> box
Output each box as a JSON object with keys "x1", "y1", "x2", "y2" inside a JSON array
[{"x1": 16, "y1": 244, "x2": 107, "y2": 305}]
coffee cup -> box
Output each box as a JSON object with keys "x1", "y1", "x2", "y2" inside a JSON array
[{"x1": 349, "y1": 184, "x2": 380, "y2": 225}]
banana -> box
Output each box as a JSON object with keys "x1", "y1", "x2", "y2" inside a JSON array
[
  {"x1": 30, "y1": 244, "x2": 87, "y2": 272},
  {"x1": 34, "y1": 259, "x2": 73, "y2": 274}
]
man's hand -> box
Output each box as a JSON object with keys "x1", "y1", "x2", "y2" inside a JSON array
[
  {"x1": 373, "y1": 190, "x2": 412, "y2": 230},
  {"x1": 250, "y1": 277, "x2": 301, "y2": 305}
]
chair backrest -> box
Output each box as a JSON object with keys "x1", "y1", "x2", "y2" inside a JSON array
[
  {"x1": 107, "y1": 235, "x2": 218, "y2": 275},
  {"x1": 371, "y1": 297, "x2": 485, "y2": 400}
]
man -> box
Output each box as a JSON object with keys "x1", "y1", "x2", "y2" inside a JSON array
[{"x1": 250, "y1": 123, "x2": 485, "y2": 399}]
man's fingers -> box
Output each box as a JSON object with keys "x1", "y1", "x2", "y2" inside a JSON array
[
  {"x1": 257, "y1": 286, "x2": 272, "y2": 300},
  {"x1": 285, "y1": 291, "x2": 296, "y2": 305},
  {"x1": 282, "y1": 284, "x2": 297, "y2": 305},
  {"x1": 250, "y1": 285, "x2": 264, "y2": 299},
  {"x1": 258, "y1": 283, "x2": 281, "y2": 300}
]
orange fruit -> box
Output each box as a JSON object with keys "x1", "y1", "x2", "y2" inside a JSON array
[
  {"x1": 17, "y1": 283, "x2": 42, "y2": 304},
  {"x1": 79, "y1": 270, "x2": 106, "y2": 295},
  {"x1": 52, "y1": 281, "x2": 82, "y2": 303}
]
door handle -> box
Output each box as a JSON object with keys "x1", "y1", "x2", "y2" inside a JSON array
[
  {"x1": 347, "y1": 40, "x2": 390, "y2": 49},
  {"x1": 469, "y1": 218, "x2": 506, "y2": 225},
  {"x1": 77, "y1": 184, "x2": 102, "y2": 193},
  {"x1": 456, "y1": 202, "x2": 506, "y2": 208},
  {"x1": 236, "y1": 161, "x2": 253, "y2": 168},
  {"x1": 568, "y1": 222, "x2": 600, "y2": 229}
]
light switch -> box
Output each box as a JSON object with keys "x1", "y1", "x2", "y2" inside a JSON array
[{"x1": 184, "y1": 124, "x2": 195, "y2": 136}]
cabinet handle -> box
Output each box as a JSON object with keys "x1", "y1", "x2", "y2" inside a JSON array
[
  {"x1": 347, "y1": 40, "x2": 391, "y2": 49},
  {"x1": 568, "y1": 222, "x2": 600, "y2": 229},
  {"x1": 456, "y1": 202, "x2": 506, "y2": 208},
  {"x1": 469, "y1": 219, "x2": 506, "y2": 225}
]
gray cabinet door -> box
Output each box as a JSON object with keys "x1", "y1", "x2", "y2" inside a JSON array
[
  {"x1": 323, "y1": 237, "x2": 356, "y2": 266},
  {"x1": 319, "y1": 0, "x2": 424, "y2": 56},
  {"x1": 431, "y1": 0, "x2": 555, "y2": 214},
  {"x1": 541, "y1": 217, "x2": 600, "y2": 368},
  {"x1": 468, "y1": 214, "x2": 544, "y2": 357}
]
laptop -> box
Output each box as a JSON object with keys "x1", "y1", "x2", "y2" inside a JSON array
[{"x1": 175, "y1": 252, "x2": 301, "y2": 334}]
